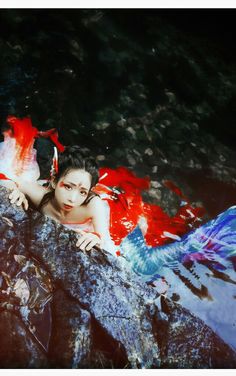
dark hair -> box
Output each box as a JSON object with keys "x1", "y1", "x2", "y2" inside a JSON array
[
  {"x1": 38, "y1": 146, "x2": 99, "y2": 210},
  {"x1": 56, "y1": 146, "x2": 99, "y2": 187}
]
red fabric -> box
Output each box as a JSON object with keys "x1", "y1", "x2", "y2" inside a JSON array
[
  {"x1": 163, "y1": 180, "x2": 186, "y2": 199},
  {"x1": 0, "y1": 173, "x2": 9, "y2": 180},
  {"x1": 99, "y1": 167, "x2": 150, "y2": 191},
  {"x1": 7, "y1": 116, "x2": 38, "y2": 163},
  {"x1": 95, "y1": 166, "x2": 205, "y2": 247},
  {"x1": 7, "y1": 116, "x2": 65, "y2": 155},
  {"x1": 37, "y1": 129, "x2": 65, "y2": 152},
  {"x1": 96, "y1": 167, "x2": 149, "y2": 245}
]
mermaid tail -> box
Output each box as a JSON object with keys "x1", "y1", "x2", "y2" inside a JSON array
[
  {"x1": 120, "y1": 226, "x2": 184, "y2": 277},
  {"x1": 120, "y1": 206, "x2": 236, "y2": 279},
  {"x1": 182, "y1": 206, "x2": 236, "y2": 258}
]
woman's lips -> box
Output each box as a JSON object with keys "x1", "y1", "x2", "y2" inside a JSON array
[{"x1": 63, "y1": 204, "x2": 73, "y2": 210}]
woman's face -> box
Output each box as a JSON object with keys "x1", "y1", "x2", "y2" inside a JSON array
[{"x1": 54, "y1": 169, "x2": 92, "y2": 211}]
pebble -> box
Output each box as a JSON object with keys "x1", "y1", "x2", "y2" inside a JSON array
[
  {"x1": 95, "y1": 122, "x2": 110, "y2": 130},
  {"x1": 117, "y1": 117, "x2": 127, "y2": 127},
  {"x1": 219, "y1": 155, "x2": 226, "y2": 162},
  {"x1": 192, "y1": 122, "x2": 199, "y2": 131},
  {"x1": 163, "y1": 119, "x2": 171, "y2": 126},
  {"x1": 127, "y1": 155, "x2": 136, "y2": 166},
  {"x1": 151, "y1": 180, "x2": 162, "y2": 189},
  {"x1": 126, "y1": 127, "x2": 136, "y2": 138},
  {"x1": 144, "y1": 148, "x2": 153, "y2": 156},
  {"x1": 96, "y1": 155, "x2": 106, "y2": 161},
  {"x1": 165, "y1": 90, "x2": 176, "y2": 104},
  {"x1": 148, "y1": 188, "x2": 162, "y2": 201}
]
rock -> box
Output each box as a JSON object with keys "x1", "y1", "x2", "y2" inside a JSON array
[
  {"x1": 144, "y1": 148, "x2": 153, "y2": 156},
  {"x1": 148, "y1": 188, "x2": 162, "y2": 202},
  {"x1": 0, "y1": 186, "x2": 160, "y2": 368},
  {"x1": 156, "y1": 298, "x2": 236, "y2": 368},
  {"x1": 48, "y1": 289, "x2": 92, "y2": 368},
  {"x1": 95, "y1": 122, "x2": 110, "y2": 131},
  {"x1": 0, "y1": 186, "x2": 236, "y2": 368},
  {"x1": 165, "y1": 90, "x2": 176, "y2": 104},
  {"x1": 143, "y1": 124, "x2": 153, "y2": 142},
  {"x1": 151, "y1": 180, "x2": 162, "y2": 189},
  {"x1": 96, "y1": 155, "x2": 106, "y2": 162},
  {"x1": 117, "y1": 117, "x2": 127, "y2": 127},
  {"x1": 126, "y1": 127, "x2": 136, "y2": 139},
  {"x1": 0, "y1": 311, "x2": 48, "y2": 368},
  {"x1": 127, "y1": 154, "x2": 136, "y2": 166},
  {"x1": 27, "y1": 217, "x2": 161, "y2": 368}
]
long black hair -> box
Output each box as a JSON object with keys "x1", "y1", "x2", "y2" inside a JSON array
[{"x1": 38, "y1": 146, "x2": 99, "y2": 210}]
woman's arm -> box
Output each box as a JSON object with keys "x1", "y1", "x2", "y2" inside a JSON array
[
  {"x1": 76, "y1": 196, "x2": 108, "y2": 251},
  {"x1": 8, "y1": 179, "x2": 47, "y2": 209},
  {"x1": 90, "y1": 196, "x2": 108, "y2": 244}
]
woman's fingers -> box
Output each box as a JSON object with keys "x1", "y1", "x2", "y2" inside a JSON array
[
  {"x1": 18, "y1": 196, "x2": 28, "y2": 210},
  {"x1": 16, "y1": 195, "x2": 24, "y2": 206},
  {"x1": 76, "y1": 236, "x2": 88, "y2": 250},
  {"x1": 9, "y1": 189, "x2": 29, "y2": 210},
  {"x1": 76, "y1": 234, "x2": 100, "y2": 251},
  {"x1": 23, "y1": 198, "x2": 29, "y2": 210},
  {"x1": 9, "y1": 189, "x2": 20, "y2": 203},
  {"x1": 86, "y1": 239, "x2": 99, "y2": 251}
]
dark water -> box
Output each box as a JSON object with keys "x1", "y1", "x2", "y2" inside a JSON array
[{"x1": 179, "y1": 169, "x2": 236, "y2": 217}]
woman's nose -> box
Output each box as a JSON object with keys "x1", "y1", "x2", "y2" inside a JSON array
[{"x1": 68, "y1": 191, "x2": 78, "y2": 203}]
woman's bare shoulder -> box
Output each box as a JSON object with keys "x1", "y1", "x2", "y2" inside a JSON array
[
  {"x1": 87, "y1": 195, "x2": 104, "y2": 214},
  {"x1": 18, "y1": 179, "x2": 48, "y2": 207}
]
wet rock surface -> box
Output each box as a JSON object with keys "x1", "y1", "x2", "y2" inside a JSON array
[{"x1": 0, "y1": 187, "x2": 236, "y2": 368}]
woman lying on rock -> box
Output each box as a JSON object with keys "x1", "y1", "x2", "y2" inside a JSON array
[
  {"x1": 8, "y1": 145, "x2": 108, "y2": 252},
  {"x1": 0, "y1": 116, "x2": 113, "y2": 252}
]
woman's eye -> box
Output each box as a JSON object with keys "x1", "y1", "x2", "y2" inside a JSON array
[
  {"x1": 80, "y1": 191, "x2": 87, "y2": 196},
  {"x1": 65, "y1": 185, "x2": 72, "y2": 190}
]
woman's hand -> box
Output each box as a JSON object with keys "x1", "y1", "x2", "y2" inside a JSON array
[
  {"x1": 9, "y1": 188, "x2": 29, "y2": 210},
  {"x1": 75, "y1": 229, "x2": 101, "y2": 251}
]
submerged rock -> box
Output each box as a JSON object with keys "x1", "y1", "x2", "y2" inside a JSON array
[{"x1": 0, "y1": 186, "x2": 236, "y2": 368}]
